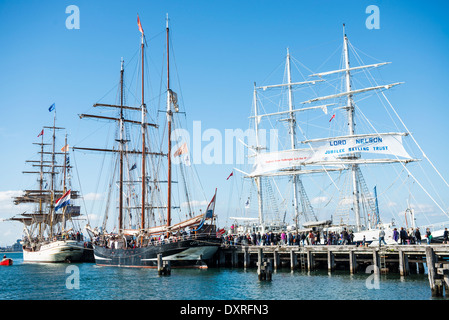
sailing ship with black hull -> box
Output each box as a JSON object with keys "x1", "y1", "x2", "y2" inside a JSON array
[
  {"x1": 9, "y1": 109, "x2": 89, "y2": 263},
  {"x1": 77, "y1": 15, "x2": 221, "y2": 268}
]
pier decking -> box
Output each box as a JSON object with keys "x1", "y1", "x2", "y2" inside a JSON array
[{"x1": 214, "y1": 244, "x2": 449, "y2": 296}]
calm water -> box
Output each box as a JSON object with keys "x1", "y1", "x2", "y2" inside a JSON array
[{"x1": 0, "y1": 252, "x2": 438, "y2": 300}]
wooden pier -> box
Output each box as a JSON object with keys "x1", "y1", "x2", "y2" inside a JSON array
[{"x1": 215, "y1": 244, "x2": 449, "y2": 296}]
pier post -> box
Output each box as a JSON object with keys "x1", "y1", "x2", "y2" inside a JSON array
[
  {"x1": 327, "y1": 250, "x2": 335, "y2": 272},
  {"x1": 418, "y1": 260, "x2": 425, "y2": 274},
  {"x1": 349, "y1": 250, "x2": 357, "y2": 274},
  {"x1": 157, "y1": 254, "x2": 171, "y2": 276},
  {"x1": 257, "y1": 248, "x2": 272, "y2": 281},
  {"x1": 398, "y1": 249, "x2": 410, "y2": 276},
  {"x1": 307, "y1": 249, "x2": 314, "y2": 271},
  {"x1": 218, "y1": 249, "x2": 226, "y2": 267},
  {"x1": 290, "y1": 250, "x2": 297, "y2": 271},
  {"x1": 232, "y1": 249, "x2": 238, "y2": 268},
  {"x1": 426, "y1": 246, "x2": 443, "y2": 297},
  {"x1": 243, "y1": 246, "x2": 250, "y2": 269},
  {"x1": 273, "y1": 249, "x2": 280, "y2": 270},
  {"x1": 372, "y1": 248, "x2": 380, "y2": 275}
]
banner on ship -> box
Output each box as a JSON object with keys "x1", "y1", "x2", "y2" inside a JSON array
[
  {"x1": 251, "y1": 149, "x2": 313, "y2": 176},
  {"x1": 307, "y1": 133, "x2": 411, "y2": 162}
]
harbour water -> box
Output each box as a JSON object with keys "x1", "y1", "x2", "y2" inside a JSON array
[{"x1": 0, "y1": 252, "x2": 438, "y2": 300}]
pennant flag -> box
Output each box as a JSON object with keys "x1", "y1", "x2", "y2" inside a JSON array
[
  {"x1": 61, "y1": 144, "x2": 69, "y2": 152},
  {"x1": 48, "y1": 103, "x2": 55, "y2": 112},
  {"x1": 329, "y1": 114, "x2": 335, "y2": 122},
  {"x1": 37, "y1": 129, "x2": 44, "y2": 138},
  {"x1": 130, "y1": 163, "x2": 137, "y2": 171},
  {"x1": 174, "y1": 142, "x2": 188, "y2": 157},
  {"x1": 245, "y1": 198, "x2": 250, "y2": 209},
  {"x1": 44, "y1": 182, "x2": 48, "y2": 189},
  {"x1": 55, "y1": 189, "x2": 71, "y2": 211},
  {"x1": 226, "y1": 171, "x2": 233, "y2": 180},
  {"x1": 137, "y1": 14, "x2": 144, "y2": 35}
]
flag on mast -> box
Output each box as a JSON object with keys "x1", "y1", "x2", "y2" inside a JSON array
[
  {"x1": 205, "y1": 189, "x2": 217, "y2": 219},
  {"x1": 174, "y1": 142, "x2": 188, "y2": 157},
  {"x1": 48, "y1": 103, "x2": 55, "y2": 112},
  {"x1": 55, "y1": 189, "x2": 71, "y2": 211},
  {"x1": 137, "y1": 14, "x2": 144, "y2": 35},
  {"x1": 37, "y1": 129, "x2": 44, "y2": 138},
  {"x1": 61, "y1": 144, "x2": 69, "y2": 152},
  {"x1": 329, "y1": 114, "x2": 335, "y2": 122},
  {"x1": 226, "y1": 171, "x2": 233, "y2": 180}
]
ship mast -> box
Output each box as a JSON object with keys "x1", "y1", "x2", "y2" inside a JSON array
[
  {"x1": 62, "y1": 133, "x2": 68, "y2": 231},
  {"x1": 342, "y1": 24, "x2": 362, "y2": 232},
  {"x1": 119, "y1": 58, "x2": 124, "y2": 232},
  {"x1": 253, "y1": 83, "x2": 264, "y2": 227},
  {"x1": 286, "y1": 48, "x2": 301, "y2": 222},
  {"x1": 140, "y1": 22, "x2": 146, "y2": 231},
  {"x1": 49, "y1": 109, "x2": 57, "y2": 238},
  {"x1": 166, "y1": 13, "x2": 172, "y2": 233}
]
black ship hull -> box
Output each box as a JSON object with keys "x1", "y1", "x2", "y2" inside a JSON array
[{"x1": 93, "y1": 235, "x2": 221, "y2": 268}]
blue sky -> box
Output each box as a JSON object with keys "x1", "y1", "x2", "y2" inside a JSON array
[{"x1": 1, "y1": 0, "x2": 449, "y2": 245}]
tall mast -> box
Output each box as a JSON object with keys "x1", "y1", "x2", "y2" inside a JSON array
[
  {"x1": 253, "y1": 83, "x2": 264, "y2": 226},
  {"x1": 49, "y1": 108, "x2": 56, "y2": 238},
  {"x1": 62, "y1": 133, "x2": 68, "y2": 231},
  {"x1": 140, "y1": 25, "x2": 147, "y2": 231},
  {"x1": 119, "y1": 58, "x2": 124, "y2": 232},
  {"x1": 286, "y1": 48, "x2": 301, "y2": 223},
  {"x1": 166, "y1": 13, "x2": 172, "y2": 232},
  {"x1": 343, "y1": 24, "x2": 362, "y2": 231},
  {"x1": 38, "y1": 131, "x2": 44, "y2": 237}
]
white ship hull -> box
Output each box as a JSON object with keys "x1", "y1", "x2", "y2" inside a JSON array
[{"x1": 23, "y1": 240, "x2": 85, "y2": 263}]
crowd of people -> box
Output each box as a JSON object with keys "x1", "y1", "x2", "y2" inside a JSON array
[
  {"x1": 222, "y1": 229, "x2": 357, "y2": 247},
  {"x1": 221, "y1": 226, "x2": 449, "y2": 247}
]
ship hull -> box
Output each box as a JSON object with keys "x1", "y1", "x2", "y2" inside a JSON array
[
  {"x1": 23, "y1": 240, "x2": 85, "y2": 263},
  {"x1": 93, "y1": 236, "x2": 221, "y2": 268}
]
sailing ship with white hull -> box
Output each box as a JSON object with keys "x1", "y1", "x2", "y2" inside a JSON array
[
  {"x1": 78, "y1": 15, "x2": 221, "y2": 268},
  {"x1": 235, "y1": 24, "x2": 449, "y2": 244},
  {"x1": 10, "y1": 111, "x2": 88, "y2": 263}
]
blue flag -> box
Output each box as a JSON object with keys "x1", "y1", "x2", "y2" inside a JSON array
[{"x1": 48, "y1": 103, "x2": 55, "y2": 112}]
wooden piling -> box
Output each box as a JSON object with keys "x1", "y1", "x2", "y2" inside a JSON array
[
  {"x1": 232, "y1": 249, "x2": 238, "y2": 268},
  {"x1": 328, "y1": 250, "x2": 335, "y2": 272},
  {"x1": 372, "y1": 248, "x2": 380, "y2": 275},
  {"x1": 426, "y1": 246, "x2": 443, "y2": 297},
  {"x1": 257, "y1": 248, "x2": 272, "y2": 281},
  {"x1": 307, "y1": 249, "x2": 314, "y2": 271},
  {"x1": 243, "y1": 246, "x2": 250, "y2": 269},
  {"x1": 290, "y1": 250, "x2": 297, "y2": 271},
  {"x1": 273, "y1": 249, "x2": 280, "y2": 270},
  {"x1": 157, "y1": 253, "x2": 171, "y2": 275},
  {"x1": 398, "y1": 249, "x2": 410, "y2": 276},
  {"x1": 349, "y1": 250, "x2": 357, "y2": 274}
]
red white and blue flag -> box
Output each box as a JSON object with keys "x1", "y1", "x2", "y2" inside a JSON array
[
  {"x1": 55, "y1": 189, "x2": 71, "y2": 211},
  {"x1": 205, "y1": 189, "x2": 217, "y2": 219}
]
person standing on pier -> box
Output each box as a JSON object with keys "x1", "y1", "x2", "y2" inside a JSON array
[
  {"x1": 393, "y1": 228, "x2": 399, "y2": 243},
  {"x1": 414, "y1": 228, "x2": 422, "y2": 245},
  {"x1": 425, "y1": 228, "x2": 432, "y2": 244},
  {"x1": 400, "y1": 227, "x2": 408, "y2": 245},
  {"x1": 379, "y1": 228, "x2": 387, "y2": 247}
]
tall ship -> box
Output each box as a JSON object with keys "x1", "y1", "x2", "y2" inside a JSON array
[
  {"x1": 77, "y1": 15, "x2": 222, "y2": 268},
  {"x1": 9, "y1": 109, "x2": 89, "y2": 262},
  {"x1": 232, "y1": 24, "x2": 449, "y2": 244}
]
